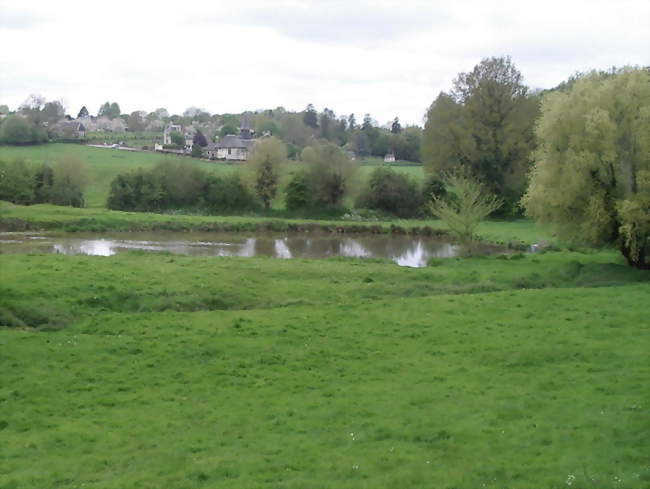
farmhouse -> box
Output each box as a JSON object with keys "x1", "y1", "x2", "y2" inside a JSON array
[
  {"x1": 384, "y1": 152, "x2": 396, "y2": 162},
  {"x1": 205, "y1": 118, "x2": 257, "y2": 161}
]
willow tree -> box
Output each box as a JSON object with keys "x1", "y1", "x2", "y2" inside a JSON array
[{"x1": 524, "y1": 68, "x2": 650, "y2": 269}]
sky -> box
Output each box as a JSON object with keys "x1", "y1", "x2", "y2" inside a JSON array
[{"x1": 1, "y1": 0, "x2": 649, "y2": 126}]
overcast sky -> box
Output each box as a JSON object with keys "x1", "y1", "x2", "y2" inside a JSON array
[{"x1": 1, "y1": 0, "x2": 648, "y2": 125}]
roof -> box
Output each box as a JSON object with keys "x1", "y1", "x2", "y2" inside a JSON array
[
  {"x1": 58, "y1": 121, "x2": 85, "y2": 131},
  {"x1": 215, "y1": 135, "x2": 256, "y2": 149}
]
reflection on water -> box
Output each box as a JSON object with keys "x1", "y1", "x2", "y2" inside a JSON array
[{"x1": 0, "y1": 231, "x2": 504, "y2": 267}]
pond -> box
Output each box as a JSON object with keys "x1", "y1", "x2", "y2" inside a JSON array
[{"x1": 0, "y1": 231, "x2": 506, "y2": 268}]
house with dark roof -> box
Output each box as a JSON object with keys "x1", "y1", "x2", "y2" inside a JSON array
[{"x1": 205, "y1": 116, "x2": 257, "y2": 161}]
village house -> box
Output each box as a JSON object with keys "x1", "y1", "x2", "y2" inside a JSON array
[
  {"x1": 384, "y1": 152, "x2": 396, "y2": 162},
  {"x1": 204, "y1": 118, "x2": 256, "y2": 161}
]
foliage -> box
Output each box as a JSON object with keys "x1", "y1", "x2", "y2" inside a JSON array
[
  {"x1": 524, "y1": 68, "x2": 650, "y2": 269},
  {"x1": 356, "y1": 166, "x2": 422, "y2": 217},
  {"x1": 193, "y1": 129, "x2": 208, "y2": 147},
  {"x1": 169, "y1": 131, "x2": 185, "y2": 147},
  {"x1": 0, "y1": 115, "x2": 47, "y2": 145},
  {"x1": 284, "y1": 171, "x2": 310, "y2": 211},
  {"x1": 219, "y1": 124, "x2": 238, "y2": 137},
  {"x1": 429, "y1": 172, "x2": 503, "y2": 241},
  {"x1": 247, "y1": 137, "x2": 286, "y2": 209},
  {"x1": 0, "y1": 155, "x2": 88, "y2": 207},
  {"x1": 191, "y1": 144, "x2": 203, "y2": 158},
  {"x1": 50, "y1": 154, "x2": 90, "y2": 207},
  {"x1": 106, "y1": 160, "x2": 257, "y2": 213},
  {"x1": 423, "y1": 56, "x2": 539, "y2": 213},
  {"x1": 77, "y1": 106, "x2": 89, "y2": 118},
  {"x1": 98, "y1": 101, "x2": 121, "y2": 119},
  {"x1": 303, "y1": 103, "x2": 318, "y2": 128},
  {"x1": 301, "y1": 143, "x2": 359, "y2": 209}
]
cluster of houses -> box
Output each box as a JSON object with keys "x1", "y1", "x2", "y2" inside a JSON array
[
  {"x1": 40, "y1": 114, "x2": 397, "y2": 163},
  {"x1": 156, "y1": 117, "x2": 260, "y2": 161}
]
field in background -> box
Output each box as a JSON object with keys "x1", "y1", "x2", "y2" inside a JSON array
[
  {"x1": 1, "y1": 250, "x2": 649, "y2": 488},
  {"x1": 0, "y1": 144, "x2": 424, "y2": 208}
]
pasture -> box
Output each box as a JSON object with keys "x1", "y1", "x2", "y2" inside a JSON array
[{"x1": 1, "y1": 250, "x2": 649, "y2": 488}]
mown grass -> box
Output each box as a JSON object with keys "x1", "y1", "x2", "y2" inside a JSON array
[
  {"x1": 0, "y1": 144, "x2": 424, "y2": 208},
  {"x1": 1, "y1": 250, "x2": 649, "y2": 488},
  {"x1": 0, "y1": 202, "x2": 550, "y2": 247}
]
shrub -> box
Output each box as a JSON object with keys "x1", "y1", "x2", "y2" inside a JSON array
[{"x1": 356, "y1": 166, "x2": 422, "y2": 217}]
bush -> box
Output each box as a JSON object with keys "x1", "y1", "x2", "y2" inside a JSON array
[
  {"x1": 285, "y1": 171, "x2": 310, "y2": 211},
  {"x1": 0, "y1": 116, "x2": 47, "y2": 145},
  {"x1": 106, "y1": 160, "x2": 258, "y2": 213},
  {"x1": 356, "y1": 166, "x2": 422, "y2": 217}
]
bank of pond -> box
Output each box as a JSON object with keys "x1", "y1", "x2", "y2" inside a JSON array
[{"x1": 0, "y1": 231, "x2": 509, "y2": 268}]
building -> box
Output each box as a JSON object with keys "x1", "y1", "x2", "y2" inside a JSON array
[
  {"x1": 54, "y1": 121, "x2": 86, "y2": 139},
  {"x1": 205, "y1": 116, "x2": 257, "y2": 161},
  {"x1": 384, "y1": 152, "x2": 396, "y2": 162}
]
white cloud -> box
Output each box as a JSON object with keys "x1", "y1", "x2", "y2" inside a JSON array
[{"x1": 1, "y1": 0, "x2": 648, "y2": 124}]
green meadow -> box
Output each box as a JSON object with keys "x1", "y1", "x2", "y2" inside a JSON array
[
  {"x1": 1, "y1": 144, "x2": 649, "y2": 488},
  {"x1": 1, "y1": 250, "x2": 649, "y2": 489},
  {"x1": 0, "y1": 144, "x2": 425, "y2": 209}
]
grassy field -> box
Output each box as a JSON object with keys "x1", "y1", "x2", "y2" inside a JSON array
[
  {"x1": 1, "y1": 250, "x2": 649, "y2": 488},
  {"x1": 0, "y1": 144, "x2": 424, "y2": 209},
  {"x1": 0, "y1": 202, "x2": 551, "y2": 246}
]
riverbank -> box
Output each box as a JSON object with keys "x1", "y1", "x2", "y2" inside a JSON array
[{"x1": 0, "y1": 202, "x2": 550, "y2": 248}]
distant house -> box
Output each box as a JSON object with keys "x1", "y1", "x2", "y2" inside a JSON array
[
  {"x1": 55, "y1": 121, "x2": 86, "y2": 139},
  {"x1": 214, "y1": 135, "x2": 256, "y2": 160},
  {"x1": 346, "y1": 150, "x2": 357, "y2": 161},
  {"x1": 384, "y1": 152, "x2": 396, "y2": 163},
  {"x1": 205, "y1": 116, "x2": 257, "y2": 161}
]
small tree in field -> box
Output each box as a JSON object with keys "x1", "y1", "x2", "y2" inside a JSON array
[
  {"x1": 428, "y1": 172, "x2": 502, "y2": 241},
  {"x1": 247, "y1": 137, "x2": 286, "y2": 209}
]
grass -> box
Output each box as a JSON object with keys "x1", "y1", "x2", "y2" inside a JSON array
[
  {"x1": 0, "y1": 144, "x2": 424, "y2": 209},
  {"x1": 0, "y1": 201, "x2": 551, "y2": 247},
  {"x1": 1, "y1": 250, "x2": 649, "y2": 488}
]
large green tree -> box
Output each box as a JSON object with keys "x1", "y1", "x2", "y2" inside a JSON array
[
  {"x1": 524, "y1": 68, "x2": 650, "y2": 269},
  {"x1": 301, "y1": 143, "x2": 358, "y2": 208},
  {"x1": 423, "y1": 56, "x2": 539, "y2": 213}
]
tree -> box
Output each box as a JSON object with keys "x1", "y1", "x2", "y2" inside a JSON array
[
  {"x1": 77, "y1": 106, "x2": 89, "y2": 119},
  {"x1": 356, "y1": 166, "x2": 422, "y2": 217},
  {"x1": 319, "y1": 108, "x2": 335, "y2": 141},
  {"x1": 51, "y1": 154, "x2": 89, "y2": 207},
  {"x1": 347, "y1": 113, "x2": 356, "y2": 131},
  {"x1": 390, "y1": 117, "x2": 402, "y2": 134},
  {"x1": 524, "y1": 68, "x2": 650, "y2": 269},
  {"x1": 354, "y1": 132, "x2": 371, "y2": 157},
  {"x1": 303, "y1": 104, "x2": 318, "y2": 129},
  {"x1": 247, "y1": 137, "x2": 286, "y2": 209},
  {"x1": 219, "y1": 124, "x2": 238, "y2": 137},
  {"x1": 170, "y1": 132, "x2": 184, "y2": 147},
  {"x1": 423, "y1": 56, "x2": 538, "y2": 213},
  {"x1": 193, "y1": 129, "x2": 208, "y2": 147},
  {"x1": 98, "y1": 102, "x2": 121, "y2": 119},
  {"x1": 428, "y1": 172, "x2": 502, "y2": 241},
  {"x1": 1, "y1": 116, "x2": 36, "y2": 144},
  {"x1": 127, "y1": 111, "x2": 146, "y2": 132},
  {"x1": 301, "y1": 143, "x2": 358, "y2": 208}
]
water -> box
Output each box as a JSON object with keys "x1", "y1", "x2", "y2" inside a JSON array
[{"x1": 0, "y1": 231, "x2": 505, "y2": 267}]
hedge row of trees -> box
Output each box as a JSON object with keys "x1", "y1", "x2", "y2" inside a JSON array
[{"x1": 0, "y1": 156, "x2": 89, "y2": 207}]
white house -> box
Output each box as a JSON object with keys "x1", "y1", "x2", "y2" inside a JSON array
[{"x1": 384, "y1": 152, "x2": 396, "y2": 162}]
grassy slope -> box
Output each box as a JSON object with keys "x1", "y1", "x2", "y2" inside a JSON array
[
  {"x1": 1, "y1": 252, "x2": 650, "y2": 488},
  {"x1": 0, "y1": 144, "x2": 424, "y2": 208},
  {"x1": 0, "y1": 202, "x2": 550, "y2": 246}
]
